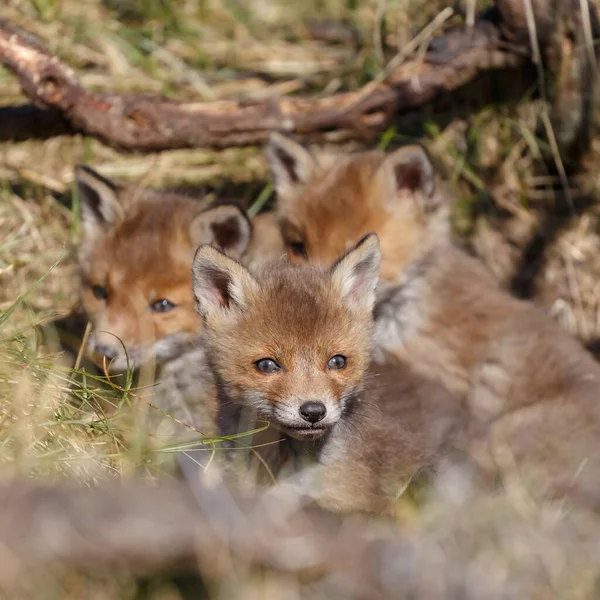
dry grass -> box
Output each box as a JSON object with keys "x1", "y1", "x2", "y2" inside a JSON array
[{"x1": 2, "y1": 0, "x2": 600, "y2": 597}]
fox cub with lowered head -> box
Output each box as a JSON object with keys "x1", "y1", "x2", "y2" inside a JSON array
[
  {"x1": 267, "y1": 133, "x2": 600, "y2": 509},
  {"x1": 76, "y1": 165, "x2": 283, "y2": 436},
  {"x1": 192, "y1": 234, "x2": 460, "y2": 515}
]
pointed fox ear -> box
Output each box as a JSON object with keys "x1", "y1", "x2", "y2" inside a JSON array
[
  {"x1": 266, "y1": 132, "x2": 317, "y2": 200},
  {"x1": 75, "y1": 165, "x2": 125, "y2": 236},
  {"x1": 330, "y1": 234, "x2": 381, "y2": 313},
  {"x1": 190, "y1": 205, "x2": 251, "y2": 259},
  {"x1": 192, "y1": 245, "x2": 259, "y2": 322},
  {"x1": 378, "y1": 145, "x2": 438, "y2": 212}
]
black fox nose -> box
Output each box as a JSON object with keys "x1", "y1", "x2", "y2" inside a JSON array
[
  {"x1": 299, "y1": 401, "x2": 327, "y2": 424},
  {"x1": 95, "y1": 344, "x2": 118, "y2": 360}
]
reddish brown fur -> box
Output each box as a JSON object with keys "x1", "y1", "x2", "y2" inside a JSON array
[
  {"x1": 422, "y1": 253, "x2": 600, "y2": 506},
  {"x1": 276, "y1": 150, "x2": 432, "y2": 285},
  {"x1": 80, "y1": 191, "x2": 202, "y2": 359},
  {"x1": 75, "y1": 169, "x2": 284, "y2": 461},
  {"x1": 207, "y1": 267, "x2": 371, "y2": 409},
  {"x1": 305, "y1": 356, "x2": 462, "y2": 515},
  {"x1": 77, "y1": 171, "x2": 283, "y2": 369},
  {"x1": 193, "y1": 239, "x2": 461, "y2": 514},
  {"x1": 77, "y1": 182, "x2": 223, "y2": 447},
  {"x1": 245, "y1": 211, "x2": 287, "y2": 270},
  {"x1": 269, "y1": 138, "x2": 600, "y2": 509}
]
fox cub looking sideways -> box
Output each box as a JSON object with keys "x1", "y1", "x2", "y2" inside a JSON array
[
  {"x1": 192, "y1": 234, "x2": 460, "y2": 515},
  {"x1": 267, "y1": 133, "x2": 600, "y2": 509},
  {"x1": 75, "y1": 165, "x2": 282, "y2": 436}
]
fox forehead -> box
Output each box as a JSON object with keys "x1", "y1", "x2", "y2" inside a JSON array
[
  {"x1": 82, "y1": 213, "x2": 194, "y2": 285},
  {"x1": 84, "y1": 239, "x2": 193, "y2": 291},
  {"x1": 220, "y1": 266, "x2": 371, "y2": 358},
  {"x1": 290, "y1": 152, "x2": 382, "y2": 206},
  {"x1": 281, "y1": 154, "x2": 388, "y2": 246}
]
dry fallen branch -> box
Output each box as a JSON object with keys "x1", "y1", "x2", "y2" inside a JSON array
[
  {"x1": 0, "y1": 479, "x2": 407, "y2": 596},
  {"x1": 3, "y1": 476, "x2": 600, "y2": 599},
  {"x1": 0, "y1": 1, "x2": 596, "y2": 152},
  {"x1": 495, "y1": 0, "x2": 598, "y2": 44},
  {"x1": 0, "y1": 14, "x2": 528, "y2": 151}
]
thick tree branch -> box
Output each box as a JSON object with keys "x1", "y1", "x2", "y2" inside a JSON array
[{"x1": 0, "y1": 15, "x2": 526, "y2": 151}]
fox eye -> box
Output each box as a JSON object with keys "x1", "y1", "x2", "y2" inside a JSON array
[
  {"x1": 150, "y1": 299, "x2": 176, "y2": 313},
  {"x1": 92, "y1": 285, "x2": 108, "y2": 300},
  {"x1": 327, "y1": 355, "x2": 347, "y2": 370},
  {"x1": 255, "y1": 358, "x2": 280, "y2": 374},
  {"x1": 288, "y1": 241, "x2": 306, "y2": 258}
]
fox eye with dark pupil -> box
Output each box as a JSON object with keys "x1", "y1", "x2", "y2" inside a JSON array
[
  {"x1": 327, "y1": 355, "x2": 347, "y2": 370},
  {"x1": 288, "y1": 241, "x2": 306, "y2": 257},
  {"x1": 92, "y1": 285, "x2": 108, "y2": 300},
  {"x1": 255, "y1": 358, "x2": 280, "y2": 374},
  {"x1": 150, "y1": 299, "x2": 176, "y2": 313}
]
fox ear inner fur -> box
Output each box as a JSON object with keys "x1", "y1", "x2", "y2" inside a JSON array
[
  {"x1": 266, "y1": 132, "x2": 317, "y2": 200},
  {"x1": 330, "y1": 233, "x2": 381, "y2": 314},
  {"x1": 190, "y1": 205, "x2": 251, "y2": 259},
  {"x1": 75, "y1": 165, "x2": 125, "y2": 235},
  {"x1": 191, "y1": 245, "x2": 258, "y2": 321},
  {"x1": 379, "y1": 145, "x2": 438, "y2": 212}
]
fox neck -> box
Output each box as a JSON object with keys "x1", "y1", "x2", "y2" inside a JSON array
[
  {"x1": 373, "y1": 235, "x2": 444, "y2": 358},
  {"x1": 375, "y1": 237, "x2": 526, "y2": 395},
  {"x1": 211, "y1": 369, "x2": 246, "y2": 440},
  {"x1": 206, "y1": 360, "x2": 263, "y2": 442},
  {"x1": 147, "y1": 335, "x2": 198, "y2": 375}
]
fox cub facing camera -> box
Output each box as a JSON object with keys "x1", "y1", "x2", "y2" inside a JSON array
[
  {"x1": 192, "y1": 235, "x2": 460, "y2": 515},
  {"x1": 267, "y1": 134, "x2": 600, "y2": 509},
  {"x1": 75, "y1": 165, "x2": 283, "y2": 437}
]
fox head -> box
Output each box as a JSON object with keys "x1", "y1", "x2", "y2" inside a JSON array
[
  {"x1": 75, "y1": 165, "x2": 251, "y2": 371},
  {"x1": 266, "y1": 133, "x2": 450, "y2": 286},
  {"x1": 192, "y1": 234, "x2": 381, "y2": 441}
]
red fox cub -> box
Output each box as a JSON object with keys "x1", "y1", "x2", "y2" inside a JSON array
[
  {"x1": 191, "y1": 234, "x2": 461, "y2": 515},
  {"x1": 266, "y1": 134, "x2": 600, "y2": 509},
  {"x1": 75, "y1": 165, "x2": 283, "y2": 437}
]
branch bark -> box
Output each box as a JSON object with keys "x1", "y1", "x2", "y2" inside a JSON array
[
  {"x1": 0, "y1": 479, "x2": 407, "y2": 596},
  {"x1": 0, "y1": 14, "x2": 526, "y2": 151}
]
